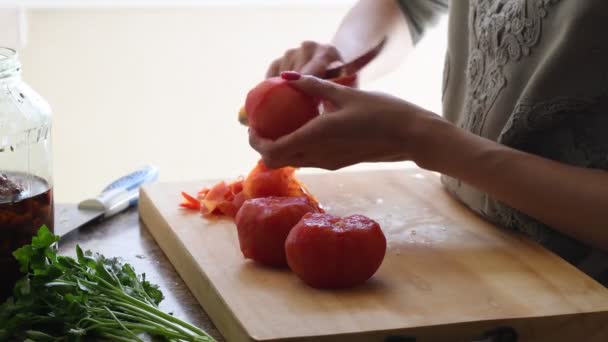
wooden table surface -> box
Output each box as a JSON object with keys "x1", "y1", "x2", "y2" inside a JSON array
[{"x1": 55, "y1": 203, "x2": 225, "y2": 341}]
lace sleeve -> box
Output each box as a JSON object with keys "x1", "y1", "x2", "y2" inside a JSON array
[
  {"x1": 396, "y1": 0, "x2": 449, "y2": 44},
  {"x1": 500, "y1": 98, "x2": 608, "y2": 171},
  {"x1": 494, "y1": 103, "x2": 608, "y2": 285}
]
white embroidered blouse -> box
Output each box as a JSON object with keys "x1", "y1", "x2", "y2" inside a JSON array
[{"x1": 397, "y1": 0, "x2": 608, "y2": 285}]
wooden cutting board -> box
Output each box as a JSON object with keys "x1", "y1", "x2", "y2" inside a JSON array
[{"x1": 139, "y1": 167, "x2": 608, "y2": 342}]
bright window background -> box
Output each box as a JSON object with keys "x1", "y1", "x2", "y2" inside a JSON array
[{"x1": 14, "y1": 2, "x2": 447, "y2": 202}]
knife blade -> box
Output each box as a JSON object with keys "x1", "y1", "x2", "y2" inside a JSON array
[
  {"x1": 54, "y1": 165, "x2": 159, "y2": 238},
  {"x1": 323, "y1": 36, "x2": 387, "y2": 80}
]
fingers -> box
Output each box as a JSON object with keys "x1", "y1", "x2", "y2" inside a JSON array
[
  {"x1": 293, "y1": 41, "x2": 315, "y2": 71},
  {"x1": 265, "y1": 42, "x2": 341, "y2": 78},
  {"x1": 249, "y1": 114, "x2": 338, "y2": 169},
  {"x1": 266, "y1": 59, "x2": 281, "y2": 78},
  {"x1": 249, "y1": 125, "x2": 312, "y2": 169},
  {"x1": 248, "y1": 129, "x2": 290, "y2": 168},
  {"x1": 300, "y1": 45, "x2": 341, "y2": 77},
  {"x1": 281, "y1": 73, "x2": 350, "y2": 106},
  {"x1": 299, "y1": 57, "x2": 332, "y2": 77},
  {"x1": 278, "y1": 48, "x2": 296, "y2": 74}
]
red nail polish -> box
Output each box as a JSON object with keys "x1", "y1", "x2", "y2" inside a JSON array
[{"x1": 281, "y1": 71, "x2": 301, "y2": 81}]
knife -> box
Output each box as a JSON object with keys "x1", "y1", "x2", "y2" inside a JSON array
[
  {"x1": 54, "y1": 165, "x2": 159, "y2": 238},
  {"x1": 323, "y1": 36, "x2": 387, "y2": 80}
]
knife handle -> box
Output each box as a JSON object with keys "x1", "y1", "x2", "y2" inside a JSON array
[
  {"x1": 79, "y1": 166, "x2": 159, "y2": 211},
  {"x1": 104, "y1": 190, "x2": 139, "y2": 218},
  {"x1": 102, "y1": 165, "x2": 159, "y2": 193}
]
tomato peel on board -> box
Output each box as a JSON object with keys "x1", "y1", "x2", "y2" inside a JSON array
[
  {"x1": 180, "y1": 160, "x2": 321, "y2": 218},
  {"x1": 285, "y1": 212, "x2": 387, "y2": 289},
  {"x1": 235, "y1": 196, "x2": 319, "y2": 267},
  {"x1": 243, "y1": 160, "x2": 322, "y2": 212},
  {"x1": 179, "y1": 178, "x2": 244, "y2": 217},
  {"x1": 179, "y1": 192, "x2": 201, "y2": 210}
]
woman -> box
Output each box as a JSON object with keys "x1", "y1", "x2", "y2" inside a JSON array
[{"x1": 249, "y1": 0, "x2": 608, "y2": 286}]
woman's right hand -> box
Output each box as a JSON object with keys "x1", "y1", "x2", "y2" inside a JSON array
[
  {"x1": 249, "y1": 72, "x2": 444, "y2": 171},
  {"x1": 266, "y1": 41, "x2": 343, "y2": 78}
]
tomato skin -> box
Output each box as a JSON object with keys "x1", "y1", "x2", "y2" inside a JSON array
[
  {"x1": 243, "y1": 160, "x2": 296, "y2": 199},
  {"x1": 235, "y1": 197, "x2": 319, "y2": 267},
  {"x1": 197, "y1": 179, "x2": 246, "y2": 218},
  {"x1": 243, "y1": 160, "x2": 323, "y2": 212},
  {"x1": 245, "y1": 77, "x2": 319, "y2": 140},
  {"x1": 285, "y1": 213, "x2": 386, "y2": 289},
  {"x1": 179, "y1": 192, "x2": 200, "y2": 210}
]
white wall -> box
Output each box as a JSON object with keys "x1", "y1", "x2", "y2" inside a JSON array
[{"x1": 15, "y1": 5, "x2": 446, "y2": 202}]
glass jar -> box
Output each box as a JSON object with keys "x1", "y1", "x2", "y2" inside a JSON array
[{"x1": 0, "y1": 47, "x2": 53, "y2": 301}]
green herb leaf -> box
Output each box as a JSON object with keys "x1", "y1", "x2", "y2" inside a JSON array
[
  {"x1": 12, "y1": 245, "x2": 34, "y2": 273},
  {"x1": 31, "y1": 225, "x2": 59, "y2": 250},
  {"x1": 1, "y1": 226, "x2": 215, "y2": 341}
]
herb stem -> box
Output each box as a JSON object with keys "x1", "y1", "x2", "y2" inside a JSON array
[
  {"x1": 95, "y1": 290, "x2": 212, "y2": 339},
  {"x1": 93, "y1": 297, "x2": 201, "y2": 339}
]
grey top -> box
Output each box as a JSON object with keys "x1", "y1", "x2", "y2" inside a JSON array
[
  {"x1": 396, "y1": 0, "x2": 449, "y2": 44},
  {"x1": 398, "y1": 0, "x2": 608, "y2": 286}
]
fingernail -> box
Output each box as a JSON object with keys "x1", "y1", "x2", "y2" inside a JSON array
[{"x1": 281, "y1": 71, "x2": 301, "y2": 81}]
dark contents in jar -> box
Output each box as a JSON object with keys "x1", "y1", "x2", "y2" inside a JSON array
[
  {"x1": 0, "y1": 173, "x2": 24, "y2": 201},
  {"x1": 0, "y1": 172, "x2": 53, "y2": 301}
]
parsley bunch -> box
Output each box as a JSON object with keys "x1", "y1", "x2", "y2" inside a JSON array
[{"x1": 0, "y1": 226, "x2": 215, "y2": 341}]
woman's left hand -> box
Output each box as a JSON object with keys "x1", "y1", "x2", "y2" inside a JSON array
[{"x1": 249, "y1": 72, "x2": 444, "y2": 170}]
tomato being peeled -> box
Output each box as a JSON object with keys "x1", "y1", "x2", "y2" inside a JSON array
[
  {"x1": 243, "y1": 160, "x2": 322, "y2": 212},
  {"x1": 285, "y1": 212, "x2": 386, "y2": 289},
  {"x1": 235, "y1": 196, "x2": 319, "y2": 267},
  {"x1": 245, "y1": 77, "x2": 319, "y2": 140},
  {"x1": 238, "y1": 74, "x2": 358, "y2": 126}
]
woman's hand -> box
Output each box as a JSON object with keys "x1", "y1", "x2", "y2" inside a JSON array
[
  {"x1": 249, "y1": 71, "x2": 444, "y2": 170},
  {"x1": 266, "y1": 42, "x2": 343, "y2": 78}
]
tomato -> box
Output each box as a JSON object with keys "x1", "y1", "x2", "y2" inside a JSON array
[
  {"x1": 243, "y1": 160, "x2": 296, "y2": 198},
  {"x1": 235, "y1": 196, "x2": 319, "y2": 267},
  {"x1": 285, "y1": 212, "x2": 386, "y2": 289},
  {"x1": 245, "y1": 77, "x2": 319, "y2": 140},
  {"x1": 243, "y1": 160, "x2": 322, "y2": 212}
]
